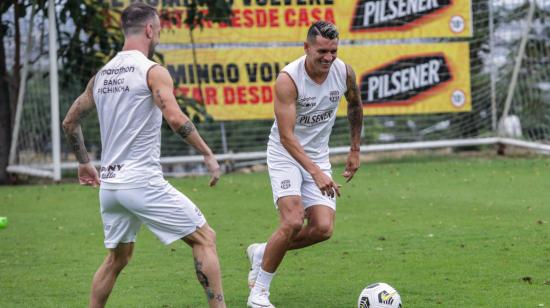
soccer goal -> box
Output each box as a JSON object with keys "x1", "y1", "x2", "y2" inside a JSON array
[{"x1": 7, "y1": 1, "x2": 550, "y2": 181}]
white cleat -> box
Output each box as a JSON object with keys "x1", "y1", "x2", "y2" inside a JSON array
[
  {"x1": 247, "y1": 288, "x2": 275, "y2": 308},
  {"x1": 246, "y1": 243, "x2": 265, "y2": 289}
]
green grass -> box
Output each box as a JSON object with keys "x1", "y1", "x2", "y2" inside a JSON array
[{"x1": 1, "y1": 156, "x2": 550, "y2": 307}]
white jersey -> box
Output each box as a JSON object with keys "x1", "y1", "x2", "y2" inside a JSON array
[
  {"x1": 268, "y1": 55, "x2": 348, "y2": 162},
  {"x1": 93, "y1": 50, "x2": 162, "y2": 189}
]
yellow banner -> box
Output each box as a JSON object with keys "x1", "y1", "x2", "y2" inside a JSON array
[
  {"x1": 354, "y1": 42, "x2": 471, "y2": 116},
  {"x1": 162, "y1": 42, "x2": 470, "y2": 120},
  {"x1": 102, "y1": 0, "x2": 472, "y2": 43}
]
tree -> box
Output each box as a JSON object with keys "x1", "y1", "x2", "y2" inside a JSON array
[
  {"x1": 0, "y1": 0, "x2": 232, "y2": 184},
  {"x1": 0, "y1": 1, "x2": 46, "y2": 184}
]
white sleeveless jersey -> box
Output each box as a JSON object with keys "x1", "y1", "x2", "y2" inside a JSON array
[
  {"x1": 93, "y1": 50, "x2": 163, "y2": 189},
  {"x1": 268, "y1": 55, "x2": 348, "y2": 162}
]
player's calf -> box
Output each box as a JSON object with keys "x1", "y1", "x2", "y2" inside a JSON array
[
  {"x1": 184, "y1": 225, "x2": 226, "y2": 308},
  {"x1": 90, "y1": 243, "x2": 134, "y2": 308}
]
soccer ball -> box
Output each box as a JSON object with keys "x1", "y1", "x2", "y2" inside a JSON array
[{"x1": 358, "y1": 282, "x2": 402, "y2": 308}]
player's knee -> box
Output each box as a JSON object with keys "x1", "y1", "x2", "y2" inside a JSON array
[
  {"x1": 183, "y1": 224, "x2": 218, "y2": 249},
  {"x1": 281, "y1": 218, "x2": 303, "y2": 236},
  {"x1": 203, "y1": 226, "x2": 217, "y2": 247},
  {"x1": 194, "y1": 225, "x2": 217, "y2": 248},
  {"x1": 107, "y1": 254, "x2": 131, "y2": 273},
  {"x1": 119, "y1": 255, "x2": 131, "y2": 269},
  {"x1": 314, "y1": 223, "x2": 333, "y2": 241}
]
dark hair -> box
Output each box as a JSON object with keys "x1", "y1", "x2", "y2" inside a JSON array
[
  {"x1": 121, "y1": 3, "x2": 158, "y2": 36},
  {"x1": 307, "y1": 21, "x2": 339, "y2": 42}
]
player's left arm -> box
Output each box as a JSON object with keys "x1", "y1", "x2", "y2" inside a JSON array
[
  {"x1": 148, "y1": 65, "x2": 220, "y2": 187},
  {"x1": 343, "y1": 64, "x2": 363, "y2": 182},
  {"x1": 62, "y1": 76, "x2": 100, "y2": 187}
]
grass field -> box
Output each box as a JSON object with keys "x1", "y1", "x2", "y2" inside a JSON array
[{"x1": 1, "y1": 155, "x2": 550, "y2": 307}]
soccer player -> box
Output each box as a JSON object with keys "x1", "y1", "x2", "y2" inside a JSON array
[
  {"x1": 62, "y1": 3, "x2": 225, "y2": 308},
  {"x1": 246, "y1": 21, "x2": 363, "y2": 307}
]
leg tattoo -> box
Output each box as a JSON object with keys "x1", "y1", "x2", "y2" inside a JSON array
[
  {"x1": 194, "y1": 257, "x2": 217, "y2": 300},
  {"x1": 205, "y1": 288, "x2": 215, "y2": 300},
  {"x1": 194, "y1": 257, "x2": 209, "y2": 288}
]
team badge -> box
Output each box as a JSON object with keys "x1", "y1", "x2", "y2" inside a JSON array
[
  {"x1": 329, "y1": 90, "x2": 340, "y2": 103},
  {"x1": 281, "y1": 180, "x2": 291, "y2": 189}
]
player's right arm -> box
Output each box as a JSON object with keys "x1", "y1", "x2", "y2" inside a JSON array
[
  {"x1": 62, "y1": 76, "x2": 100, "y2": 187},
  {"x1": 148, "y1": 65, "x2": 220, "y2": 187},
  {"x1": 274, "y1": 73, "x2": 340, "y2": 198}
]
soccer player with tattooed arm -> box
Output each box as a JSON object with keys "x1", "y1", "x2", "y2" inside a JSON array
[
  {"x1": 246, "y1": 21, "x2": 364, "y2": 307},
  {"x1": 62, "y1": 3, "x2": 226, "y2": 308}
]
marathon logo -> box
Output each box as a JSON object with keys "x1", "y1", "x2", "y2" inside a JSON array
[
  {"x1": 297, "y1": 109, "x2": 334, "y2": 126},
  {"x1": 360, "y1": 54, "x2": 451, "y2": 105},
  {"x1": 100, "y1": 66, "x2": 134, "y2": 76},
  {"x1": 351, "y1": 0, "x2": 452, "y2": 31}
]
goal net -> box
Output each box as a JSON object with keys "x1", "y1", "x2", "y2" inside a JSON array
[{"x1": 7, "y1": 0, "x2": 550, "y2": 180}]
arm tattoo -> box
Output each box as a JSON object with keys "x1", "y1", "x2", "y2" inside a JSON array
[
  {"x1": 345, "y1": 65, "x2": 363, "y2": 150},
  {"x1": 64, "y1": 104, "x2": 91, "y2": 163},
  {"x1": 63, "y1": 83, "x2": 95, "y2": 164},
  {"x1": 177, "y1": 121, "x2": 195, "y2": 139},
  {"x1": 66, "y1": 127, "x2": 90, "y2": 164},
  {"x1": 155, "y1": 89, "x2": 167, "y2": 110}
]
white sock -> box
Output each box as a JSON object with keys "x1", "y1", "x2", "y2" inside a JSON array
[{"x1": 253, "y1": 268, "x2": 275, "y2": 293}]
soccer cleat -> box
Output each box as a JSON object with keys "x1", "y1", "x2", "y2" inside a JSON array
[
  {"x1": 247, "y1": 288, "x2": 275, "y2": 308},
  {"x1": 246, "y1": 243, "x2": 265, "y2": 289}
]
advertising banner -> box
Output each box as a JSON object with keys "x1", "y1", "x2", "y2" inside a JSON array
[
  {"x1": 163, "y1": 42, "x2": 471, "y2": 120},
  {"x1": 101, "y1": 0, "x2": 472, "y2": 43},
  {"x1": 354, "y1": 42, "x2": 471, "y2": 115}
]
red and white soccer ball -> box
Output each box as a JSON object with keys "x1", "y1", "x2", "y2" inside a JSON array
[{"x1": 358, "y1": 282, "x2": 402, "y2": 308}]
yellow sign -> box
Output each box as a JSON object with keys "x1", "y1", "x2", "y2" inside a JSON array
[
  {"x1": 162, "y1": 42, "x2": 470, "y2": 120},
  {"x1": 354, "y1": 42, "x2": 471, "y2": 116},
  {"x1": 102, "y1": 0, "x2": 472, "y2": 43},
  {"x1": 164, "y1": 47, "x2": 299, "y2": 120}
]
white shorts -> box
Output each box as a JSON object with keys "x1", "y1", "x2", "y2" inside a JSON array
[
  {"x1": 99, "y1": 180, "x2": 206, "y2": 249},
  {"x1": 267, "y1": 155, "x2": 336, "y2": 211}
]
